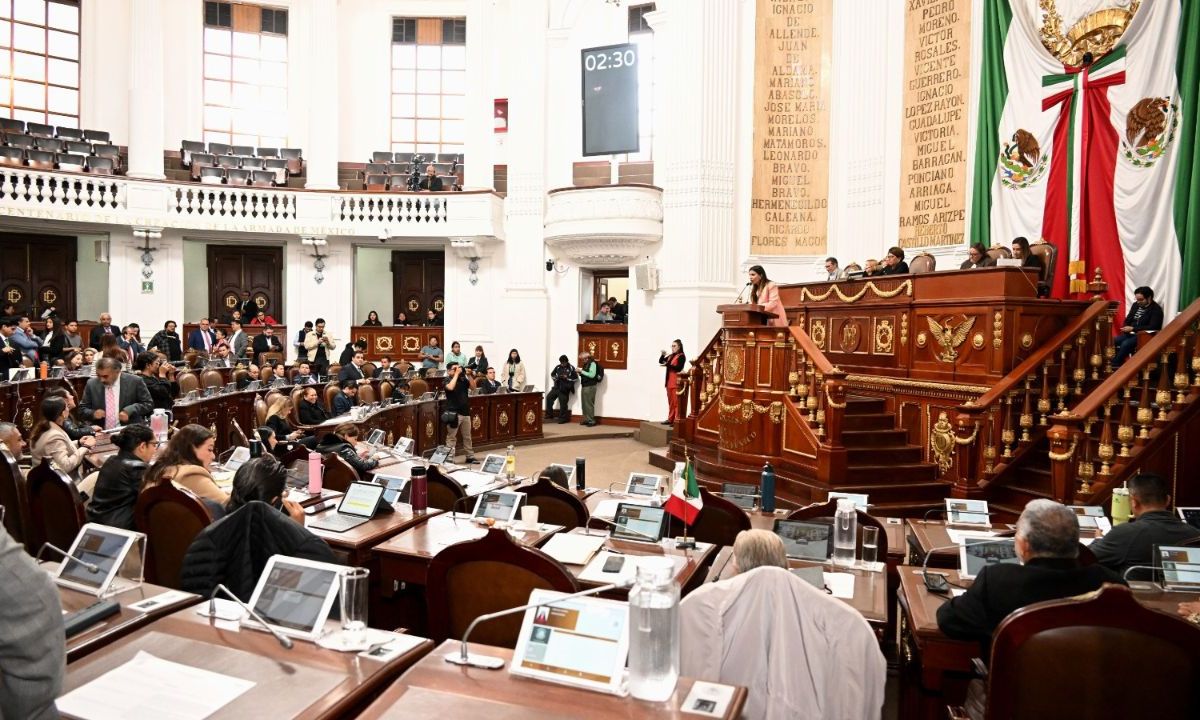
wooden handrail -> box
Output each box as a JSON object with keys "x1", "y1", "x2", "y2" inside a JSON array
[
  {"x1": 959, "y1": 298, "x2": 1112, "y2": 414},
  {"x1": 786, "y1": 325, "x2": 841, "y2": 377},
  {"x1": 1061, "y1": 296, "x2": 1200, "y2": 422}
]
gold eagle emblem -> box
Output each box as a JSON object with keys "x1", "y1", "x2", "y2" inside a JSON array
[{"x1": 925, "y1": 315, "x2": 976, "y2": 363}]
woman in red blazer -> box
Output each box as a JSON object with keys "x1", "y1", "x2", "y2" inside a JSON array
[{"x1": 658, "y1": 339, "x2": 687, "y2": 425}]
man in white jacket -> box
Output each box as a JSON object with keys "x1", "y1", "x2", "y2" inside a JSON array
[{"x1": 680, "y1": 530, "x2": 886, "y2": 720}]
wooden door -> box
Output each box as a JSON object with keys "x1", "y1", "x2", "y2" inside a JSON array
[
  {"x1": 0, "y1": 234, "x2": 76, "y2": 319},
  {"x1": 206, "y1": 245, "x2": 283, "y2": 321},
  {"x1": 391, "y1": 251, "x2": 444, "y2": 321}
]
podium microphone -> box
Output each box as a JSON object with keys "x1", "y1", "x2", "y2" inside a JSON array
[
  {"x1": 446, "y1": 579, "x2": 635, "y2": 669},
  {"x1": 203, "y1": 584, "x2": 294, "y2": 649},
  {"x1": 733, "y1": 282, "x2": 751, "y2": 304}
]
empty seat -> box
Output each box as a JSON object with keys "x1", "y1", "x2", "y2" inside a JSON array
[
  {"x1": 388, "y1": 174, "x2": 413, "y2": 191},
  {"x1": 280, "y1": 147, "x2": 303, "y2": 174},
  {"x1": 256, "y1": 147, "x2": 278, "y2": 158},
  {"x1": 92, "y1": 144, "x2": 121, "y2": 172},
  {"x1": 240, "y1": 156, "x2": 264, "y2": 170},
  {"x1": 88, "y1": 156, "x2": 114, "y2": 175},
  {"x1": 0, "y1": 146, "x2": 23, "y2": 166},
  {"x1": 437, "y1": 153, "x2": 461, "y2": 164},
  {"x1": 209, "y1": 141, "x2": 231, "y2": 155},
  {"x1": 280, "y1": 147, "x2": 302, "y2": 159},
  {"x1": 0, "y1": 118, "x2": 24, "y2": 133},
  {"x1": 364, "y1": 173, "x2": 388, "y2": 191},
  {"x1": 34, "y1": 137, "x2": 63, "y2": 152},
  {"x1": 232, "y1": 144, "x2": 254, "y2": 156},
  {"x1": 371, "y1": 151, "x2": 393, "y2": 163},
  {"x1": 199, "y1": 166, "x2": 225, "y2": 184},
  {"x1": 250, "y1": 170, "x2": 275, "y2": 187},
  {"x1": 365, "y1": 162, "x2": 387, "y2": 176},
  {"x1": 189, "y1": 153, "x2": 215, "y2": 180},
  {"x1": 65, "y1": 141, "x2": 92, "y2": 155},
  {"x1": 26, "y1": 150, "x2": 54, "y2": 169},
  {"x1": 83, "y1": 129, "x2": 110, "y2": 142},
  {"x1": 6, "y1": 133, "x2": 33, "y2": 149},
  {"x1": 263, "y1": 157, "x2": 288, "y2": 184},
  {"x1": 386, "y1": 162, "x2": 408, "y2": 176},
  {"x1": 394, "y1": 152, "x2": 415, "y2": 164},
  {"x1": 56, "y1": 126, "x2": 83, "y2": 141},
  {"x1": 216, "y1": 154, "x2": 239, "y2": 169},
  {"x1": 27, "y1": 122, "x2": 54, "y2": 138},
  {"x1": 226, "y1": 168, "x2": 251, "y2": 185},
  {"x1": 57, "y1": 153, "x2": 86, "y2": 171},
  {"x1": 180, "y1": 140, "x2": 205, "y2": 166}
]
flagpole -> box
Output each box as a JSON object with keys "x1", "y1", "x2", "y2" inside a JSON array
[{"x1": 676, "y1": 451, "x2": 696, "y2": 550}]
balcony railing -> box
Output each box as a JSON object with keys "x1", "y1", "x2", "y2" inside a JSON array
[{"x1": 0, "y1": 164, "x2": 504, "y2": 238}]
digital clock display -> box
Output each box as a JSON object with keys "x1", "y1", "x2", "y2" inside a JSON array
[{"x1": 581, "y1": 43, "x2": 640, "y2": 156}]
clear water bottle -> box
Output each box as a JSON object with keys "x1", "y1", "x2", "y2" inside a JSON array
[
  {"x1": 628, "y1": 556, "x2": 680, "y2": 701},
  {"x1": 833, "y1": 498, "x2": 857, "y2": 567},
  {"x1": 505, "y1": 444, "x2": 516, "y2": 480}
]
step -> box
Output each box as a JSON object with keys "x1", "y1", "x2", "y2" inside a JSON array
[
  {"x1": 844, "y1": 396, "x2": 887, "y2": 414},
  {"x1": 635, "y1": 421, "x2": 673, "y2": 447},
  {"x1": 842, "y1": 413, "x2": 896, "y2": 431},
  {"x1": 842, "y1": 429, "x2": 911, "y2": 448},
  {"x1": 845, "y1": 463, "x2": 937, "y2": 484},
  {"x1": 847, "y1": 445, "x2": 924, "y2": 465}
]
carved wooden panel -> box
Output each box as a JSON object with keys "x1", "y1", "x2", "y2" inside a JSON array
[
  {"x1": 576, "y1": 323, "x2": 628, "y2": 370},
  {"x1": 490, "y1": 395, "x2": 517, "y2": 443},
  {"x1": 391, "y1": 251, "x2": 444, "y2": 322},
  {"x1": 0, "y1": 234, "x2": 76, "y2": 320},
  {"x1": 206, "y1": 245, "x2": 283, "y2": 322}
]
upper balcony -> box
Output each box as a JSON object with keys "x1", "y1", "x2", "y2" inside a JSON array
[
  {"x1": 0, "y1": 164, "x2": 505, "y2": 239},
  {"x1": 543, "y1": 184, "x2": 663, "y2": 267}
]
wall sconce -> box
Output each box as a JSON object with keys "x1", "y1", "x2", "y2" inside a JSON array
[
  {"x1": 302, "y1": 236, "x2": 328, "y2": 284},
  {"x1": 468, "y1": 257, "x2": 480, "y2": 286},
  {"x1": 132, "y1": 227, "x2": 161, "y2": 279}
]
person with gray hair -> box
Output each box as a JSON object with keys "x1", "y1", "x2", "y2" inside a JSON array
[
  {"x1": 729, "y1": 529, "x2": 788, "y2": 574},
  {"x1": 937, "y1": 499, "x2": 1124, "y2": 647},
  {"x1": 77, "y1": 356, "x2": 153, "y2": 429},
  {"x1": 0, "y1": 421, "x2": 24, "y2": 464}
]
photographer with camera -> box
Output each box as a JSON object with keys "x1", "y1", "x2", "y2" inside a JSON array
[
  {"x1": 544, "y1": 354, "x2": 577, "y2": 424},
  {"x1": 302, "y1": 318, "x2": 338, "y2": 377},
  {"x1": 443, "y1": 362, "x2": 476, "y2": 463}
]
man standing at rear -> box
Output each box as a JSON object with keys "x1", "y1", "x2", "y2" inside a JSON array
[
  {"x1": 88, "y1": 312, "x2": 118, "y2": 350},
  {"x1": 578, "y1": 351, "x2": 600, "y2": 427}
]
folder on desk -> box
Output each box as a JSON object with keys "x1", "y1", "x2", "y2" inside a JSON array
[{"x1": 540, "y1": 533, "x2": 607, "y2": 566}]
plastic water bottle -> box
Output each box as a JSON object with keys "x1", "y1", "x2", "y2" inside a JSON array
[
  {"x1": 833, "y1": 498, "x2": 857, "y2": 567},
  {"x1": 628, "y1": 556, "x2": 679, "y2": 701},
  {"x1": 761, "y1": 462, "x2": 776, "y2": 512},
  {"x1": 505, "y1": 444, "x2": 516, "y2": 480},
  {"x1": 307, "y1": 451, "x2": 323, "y2": 495}
]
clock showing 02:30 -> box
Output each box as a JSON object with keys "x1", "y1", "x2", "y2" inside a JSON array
[{"x1": 584, "y1": 47, "x2": 636, "y2": 72}]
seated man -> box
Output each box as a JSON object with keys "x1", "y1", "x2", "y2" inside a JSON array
[
  {"x1": 937, "y1": 499, "x2": 1125, "y2": 647},
  {"x1": 252, "y1": 325, "x2": 284, "y2": 359},
  {"x1": 593, "y1": 303, "x2": 615, "y2": 322},
  {"x1": 863, "y1": 258, "x2": 881, "y2": 276},
  {"x1": 419, "y1": 163, "x2": 443, "y2": 191},
  {"x1": 1112, "y1": 286, "x2": 1164, "y2": 369},
  {"x1": 297, "y1": 386, "x2": 329, "y2": 425},
  {"x1": 680, "y1": 530, "x2": 886, "y2": 719},
  {"x1": 331, "y1": 380, "x2": 358, "y2": 416},
  {"x1": 0, "y1": 421, "x2": 26, "y2": 466},
  {"x1": 823, "y1": 256, "x2": 845, "y2": 281},
  {"x1": 337, "y1": 350, "x2": 370, "y2": 383},
  {"x1": 1089, "y1": 473, "x2": 1200, "y2": 575},
  {"x1": 373, "y1": 356, "x2": 395, "y2": 379},
  {"x1": 292, "y1": 361, "x2": 315, "y2": 385},
  {"x1": 477, "y1": 366, "x2": 502, "y2": 394},
  {"x1": 0, "y1": 526, "x2": 64, "y2": 720}
]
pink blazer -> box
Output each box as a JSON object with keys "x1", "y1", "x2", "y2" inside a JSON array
[{"x1": 756, "y1": 282, "x2": 788, "y2": 327}]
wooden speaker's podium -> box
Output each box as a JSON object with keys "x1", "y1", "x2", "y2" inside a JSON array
[{"x1": 717, "y1": 303, "x2": 777, "y2": 327}]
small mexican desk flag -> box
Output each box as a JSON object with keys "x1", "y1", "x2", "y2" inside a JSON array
[{"x1": 664, "y1": 457, "x2": 703, "y2": 526}]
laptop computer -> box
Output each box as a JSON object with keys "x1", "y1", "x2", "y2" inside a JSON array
[
  {"x1": 722, "y1": 482, "x2": 758, "y2": 510},
  {"x1": 772, "y1": 519, "x2": 832, "y2": 562},
  {"x1": 244, "y1": 555, "x2": 342, "y2": 641},
  {"x1": 307, "y1": 481, "x2": 389, "y2": 532},
  {"x1": 1158, "y1": 545, "x2": 1200, "y2": 592},
  {"x1": 610, "y1": 503, "x2": 667, "y2": 543},
  {"x1": 958, "y1": 537, "x2": 1020, "y2": 580}
]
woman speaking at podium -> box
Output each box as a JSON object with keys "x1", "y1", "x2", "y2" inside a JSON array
[{"x1": 748, "y1": 265, "x2": 788, "y2": 327}]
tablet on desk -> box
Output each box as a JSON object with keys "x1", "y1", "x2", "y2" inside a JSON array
[
  {"x1": 625, "y1": 472, "x2": 662, "y2": 496},
  {"x1": 393, "y1": 437, "x2": 414, "y2": 456},
  {"x1": 611, "y1": 503, "x2": 667, "y2": 543},
  {"x1": 1158, "y1": 545, "x2": 1200, "y2": 591},
  {"x1": 8, "y1": 367, "x2": 34, "y2": 381},
  {"x1": 245, "y1": 555, "x2": 342, "y2": 641},
  {"x1": 377, "y1": 474, "x2": 411, "y2": 505},
  {"x1": 946, "y1": 499, "x2": 991, "y2": 527},
  {"x1": 55, "y1": 524, "x2": 140, "y2": 596},
  {"x1": 1176, "y1": 507, "x2": 1200, "y2": 531},
  {"x1": 772, "y1": 519, "x2": 832, "y2": 562},
  {"x1": 479, "y1": 454, "x2": 506, "y2": 475},
  {"x1": 472, "y1": 490, "x2": 524, "y2": 523},
  {"x1": 958, "y1": 537, "x2": 1019, "y2": 580},
  {"x1": 828, "y1": 492, "x2": 869, "y2": 510},
  {"x1": 364, "y1": 428, "x2": 386, "y2": 446},
  {"x1": 224, "y1": 446, "x2": 251, "y2": 472},
  {"x1": 722, "y1": 482, "x2": 758, "y2": 510},
  {"x1": 427, "y1": 446, "x2": 450, "y2": 466},
  {"x1": 510, "y1": 588, "x2": 630, "y2": 695},
  {"x1": 1069, "y1": 505, "x2": 1111, "y2": 532}
]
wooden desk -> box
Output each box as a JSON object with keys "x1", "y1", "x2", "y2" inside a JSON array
[
  {"x1": 559, "y1": 527, "x2": 717, "y2": 600},
  {"x1": 61, "y1": 606, "x2": 434, "y2": 719},
  {"x1": 357, "y1": 640, "x2": 748, "y2": 720},
  {"x1": 905, "y1": 519, "x2": 1101, "y2": 567},
  {"x1": 57, "y1": 576, "x2": 200, "y2": 664},
  {"x1": 305, "y1": 503, "x2": 441, "y2": 568},
  {"x1": 351, "y1": 325, "x2": 442, "y2": 363},
  {"x1": 375, "y1": 514, "x2": 562, "y2": 635}
]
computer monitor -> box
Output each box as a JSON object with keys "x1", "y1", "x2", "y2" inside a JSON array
[{"x1": 772, "y1": 519, "x2": 832, "y2": 562}]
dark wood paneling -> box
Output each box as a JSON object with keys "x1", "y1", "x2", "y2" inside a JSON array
[
  {"x1": 206, "y1": 245, "x2": 283, "y2": 322},
  {"x1": 0, "y1": 234, "x2": 76, "y2": 320},
  {"x1": 577, "y1": 323, "x2": 628, "y2": 370},
  {"x1": 390, "y1": 251, "x2": 444, "y2": 322},
  {"x1": 351, "y1": 326, "x2": 442, "y2": 362}
]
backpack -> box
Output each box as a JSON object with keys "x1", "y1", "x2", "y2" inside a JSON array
[{"x1": 593, "y1": 361, "x2": 604, "y2": 381}]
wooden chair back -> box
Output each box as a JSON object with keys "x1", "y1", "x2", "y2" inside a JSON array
[
  {"x1": 427, "y1": 465, "x2": 466, "y2": 510},
  {"x1": 976, "y1": 584, "x2": 1200, "y2": 719},
  {"x1": 134, "y1": 481, "x2": 214, "y2": 588},
  {"x1": 0, "y1": 446, "x2": 27, "y2": 543},
  {"x1": 233, "y1": 369, "x2": 249, "y2": 388},
  {"x1": 177, "y1": 372, "x2": 200, "y2": 395},
  {"x1": 280, "y1": 445, "x2": 310, "y2": 466},
  {"x1": 289, "y1": 387, "x2": 306, "y2": 426},
  {"x1": 909, "y1": 252, "x2": 937, "y2": 274},
  {"x1": 1029, "y1": 240, "x2": 1056, "y2": 282},
  {"x1": 320, "y1": 453, "x2": 359, "y2": 491},
  {"x1": 254, "y1": 397, "x2": 268, "y2": 427},
  {"x1": 361, "y1": 362, "x2": 376, "y2": 378},
  {"x1": 689, "y1": 486, "x2": 752, "y2": 547},
  {"x1": 986, "y1": 245, "x2": 1013, "y2": 262},
  {"x1": 229, "y1": 419, "x2": 250, "y2": 448},
  {"x1": 379, "y1": 380, "x2": 394, "y2": 399},
  {"x1": 521, "y1": 475, "x2": 589, "y2": 530},
  {"x1": 786, "y1": 499, "x2": 889, "y2": 558},
  {"x1": 358, "y1": 384, "x2": 377, "y2": 405},
  {"x1": 258, "y1": 351, "x2": 283, "y2": 367},
  {"x1": 427, "y1": 527, "x2": 579, "y2": 645},
  {"x1": 26, "y1": 458, "x2": 86, "y2": 554},
  {"x1": 200, "y1": 369, "x2": 223, "y2": 388},
  {"x1": 323, "y1": 382, "x2": 340, "y2": 410},
  {"x1": 409, "y1": 377, "x2": 429, "y2": 398}
]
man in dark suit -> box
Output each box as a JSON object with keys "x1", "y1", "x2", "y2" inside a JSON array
[
  {"x1": 331, "y1": 380, "x2": 358, "y2": 416},
  {"x1": 0, "y1": 317, "x2": 22, "y2": 376},
  {"x1": 1089, "y1": 473, "x2": 1200, "y2": 575},
  {"x1": 337, "y1": 350, "x2": 369, "y2": 384},
  {"x1": 88, "y1": 312, "x2": 119, "y2": 350},
  {"x1": 478, "y1": 367, "x2": 502, "y2": 394},
  {"x1": 1112, "y1": 285, "x2": 1165, "y2": 369},
  {"x1": 419, "y1": 164, "x2": 444, "y2": 191},
  {"x1": 237, "y1": 291, "x2": 257, "y2": 320},
  {"x1": 879, "y1": 247, "x2": 909, "y2": 275},
  {"x1": 937, "y1": 499, "x2": 1125, "y2": 648},
  {"x1": 372, "y1": 356, "x2": 395, "y2": 379},
  {"x1": 77, "y1": 357, "x2": 154, "y2": 429},
  {"x1": 228, "y1": 319, "x2": 249, "y2": 360},
  {"x1": 252, "y1": 325, "x2": 284, "y2": 359},
  {"x1": 187, "y1": 317, "x2": 217, "y2": 353},
  {"x1": 297, "y1": 386, "x2": 329, "y2": 425},
  {"x1": 117, "y1": 324, "x2": 145, "y2": 364}
]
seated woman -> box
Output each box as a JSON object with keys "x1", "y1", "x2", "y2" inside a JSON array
[
  {"x1": 97, "y1": 335, "x2": 125, "y2": 366},
  {"x1": 140, "y1": 424, "x2": 225, "y2": 504},
  {"x1": 466, "y1": 345, "x2": 489, "y2": 376},
  {"x1": 180, "y1": 456, "x2": 336, "y2": 601},
  {"x1": 314, "y1": 423, "x2": 379, "y2": 476},
  {"x1": 30, "y1": 396, "x2": 95, "y2": 478},
  {"x1": 264, "y1": 396, "x2": 317, "y2": 448},
  {"x1": 362, "y1": 310, "x2": 382, "y2": 327},
  {"x1": 62, "y1": 350, "x2": 84, "y2": 371},
  {"x1": 87, "y1": 424, "x2": 157, "y2": 530},
  {"x1": 297, "y1": 386, "x2": 330, "y2": 426},
  {"x1": 393, "y1": 311, "x2": 410, "y2": 327},
  {"x1": 250, "y1": 310, "x2": 278, "y2": 326},
  {"x1": 135, "y1": 351, "x2": 178, "y2": 410}
]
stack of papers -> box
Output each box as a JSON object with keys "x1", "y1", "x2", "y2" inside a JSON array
[{"x1": 540, "y1": 533, "x2": 608, "y2": 565}]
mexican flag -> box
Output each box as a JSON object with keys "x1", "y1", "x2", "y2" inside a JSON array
[
  {"x1": 970, "y1": 0, "x2": 1200, "y2": 320},
  {"x1": 664, "y1": 459, "x2": 703, "y2": 526}
]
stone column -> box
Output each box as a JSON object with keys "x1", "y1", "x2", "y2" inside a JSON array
[
  {"x1": 126, "y1": 0, "x2": 165, "y2": 179},
  {"x1": 304, "y1": 0, "x2": 340, "y2": 189}
]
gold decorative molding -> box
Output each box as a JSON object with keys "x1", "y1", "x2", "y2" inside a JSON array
[
  {"x1": 499, "y1": 410, "x2": 509, "y2": 427},
  {"x1": 1020, "y1": 333, "x2": 1034, "y2": 350},
  {"x1": 1047, "y1": 439, "x2": 1078, "y2": 462},
  {"x1": 725, "y1": 346, "x2": 745, "y2": 383},
  {"x1": 524, "y1": 409, "x2": 536, "y2": 426},
  {"x1": 929, "y1": 411, "x2": 955, "y2": 475},
  {"x1": 845, "y1": 374, "x2": 990, "y2": 395},
  {"x1": 971, "y1": 332, "x2": 985, "y2": 350},
  {"x1": 992, "y1": 312, "x2": 1003, "y2": 350},
  {"x1": 718, "y1": 398, "x2": 783, "y2": 424},
  {"x1": 810, "y1": 320, "x2": 827, "y2": 351},
  {"x1": 874, "y1": 318, "x2": 895, "y2": 355},
  {"x1": 1039, "y1": 0, "x2": 1140, "y2": 67},
  {"x1": 916, "y1": 331, "x2": 927, "y2": 348},
  {"x1": 900, "y1": 314, "x2": 909, "y2": 346},
  {"x1": 799, "y1": 279, "x2": 913, "y2": 304},
  {"x1": 926, "y1": 315, "x2": 976, "y2": 363}
]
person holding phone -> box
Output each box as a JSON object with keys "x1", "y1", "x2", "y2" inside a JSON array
[
  {"x1": 443, "y1": 362, "x2": 476, "y2": 463},
  {"x1": 659, "y1": 339, "x2": 687, "y2": 425}
]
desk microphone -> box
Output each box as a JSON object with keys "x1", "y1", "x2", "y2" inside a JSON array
[
  {"x1": 733, "y1": 282, "x2": 751, "y2": 304},
  {"x1": 445, "y1": 579, "x2": 635, "y2": 669},
  {"x1": 204, "y1": 583, "x2": 293, "y2": 649},
  {"x1": 447, "y1": 491, "x2": 479, "y2": 527},
  {"x1": 586, "y1": 515, "x2": 661, "y2": 542},
  {"x1": 1119, "y1": 562, "x2": 1199, "y2": 583},
  {"x1": 37, "y1": 542, "x2": 101, "y2": 574}
]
